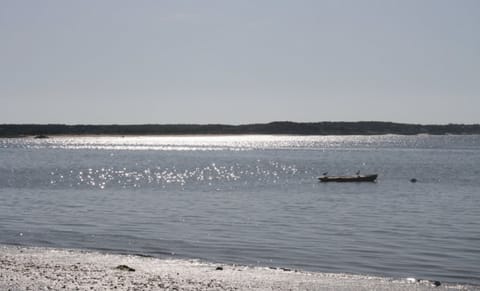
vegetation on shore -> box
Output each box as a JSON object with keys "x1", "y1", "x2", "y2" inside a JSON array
[{"x1": 1, "y1": 121, "x2": 480, "y2": 137}]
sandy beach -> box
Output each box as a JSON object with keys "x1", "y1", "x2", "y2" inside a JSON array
[{"x1": 0, "y1": 245, "x2": 477, "y2": 291}]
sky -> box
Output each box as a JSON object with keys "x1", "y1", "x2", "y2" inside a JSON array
[{"x1": 1, "y1": 0, "x2": 479, "y2": 125}]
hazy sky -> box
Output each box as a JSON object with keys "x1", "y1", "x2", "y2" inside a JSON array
[{"x1": 1, "y1": 0, "x2": 479, "y2": 124}]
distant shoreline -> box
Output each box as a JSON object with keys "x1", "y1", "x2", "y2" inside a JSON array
[{"x1": 1, "y1": 121, "x2": 480, "y2": 137}]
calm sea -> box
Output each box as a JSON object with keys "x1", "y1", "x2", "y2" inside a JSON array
[{"x1": 1, "y1": 135, "x2": 479, "y2": 284}]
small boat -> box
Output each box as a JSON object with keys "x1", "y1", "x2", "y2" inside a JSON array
[{"x1": 319, "y1": 174, "x2": 378, "y2": 183}]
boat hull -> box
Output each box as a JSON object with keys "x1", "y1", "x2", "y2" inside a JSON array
[{"x1": 318, "y1": 174, "x2": 378, "y2": 183}]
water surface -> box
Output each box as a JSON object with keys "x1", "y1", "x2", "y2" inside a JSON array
[{"x1": 1, "y1": 135, "x2": 479, "y2": 284}]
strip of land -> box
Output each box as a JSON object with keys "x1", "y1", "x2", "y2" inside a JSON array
[
  {"x1": 1, "y1": 121, "x2": 480, "y2": 137},
  {"x1": 0, "y1": 246, "x2": 477, "y2": 290}
]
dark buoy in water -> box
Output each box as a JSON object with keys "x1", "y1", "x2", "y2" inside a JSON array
[{"x1": 410, "y1": 178, "x2": 417, "y2": 183}]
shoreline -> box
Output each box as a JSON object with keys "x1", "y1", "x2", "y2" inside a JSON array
[
  {"x1": 2, "y1": 121, "x2": 480, "y2": 137},
  {"x1": 1, "y1": 245, "x2": 477, "y2": 290}
]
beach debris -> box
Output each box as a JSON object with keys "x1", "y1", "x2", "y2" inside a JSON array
[
  {"x1": 406, "y1": 277, "x2": 418, "y2": 283},
  {"x1": 432, "y1": 280, "x2": 441, "y2": 287},
  {"x1": 115, "y1": 264, "x2": 135, "y2": 272},
  {"x1": 416, "y1": 279, "x2": 442, "y2": 287},
  {"x1": 215, "y1": 266, "x2": 223, "y2": 271},
  {"x1": 267, "y1": 267, "x2": 295, "y2": 272}
]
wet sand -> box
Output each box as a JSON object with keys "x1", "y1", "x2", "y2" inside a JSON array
[{"x1": 0, "y1": 245, "x2": 477, "y2": 290}]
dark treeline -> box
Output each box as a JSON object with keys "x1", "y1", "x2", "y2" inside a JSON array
[{"x1": 1, "y1": 121, "x2": 480, "y2": 137}]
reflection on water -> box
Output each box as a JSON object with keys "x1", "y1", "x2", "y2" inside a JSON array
[
  {"x1": 2, "y1": 134, "x2": 479, "y2": 151},
  {"x1": 47, "y1": 161, "x2": 299, "y2": 189}
]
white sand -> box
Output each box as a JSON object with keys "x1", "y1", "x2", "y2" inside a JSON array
[{"x1": 0, "y1": 245, "x2": 477, "y2": 290}]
